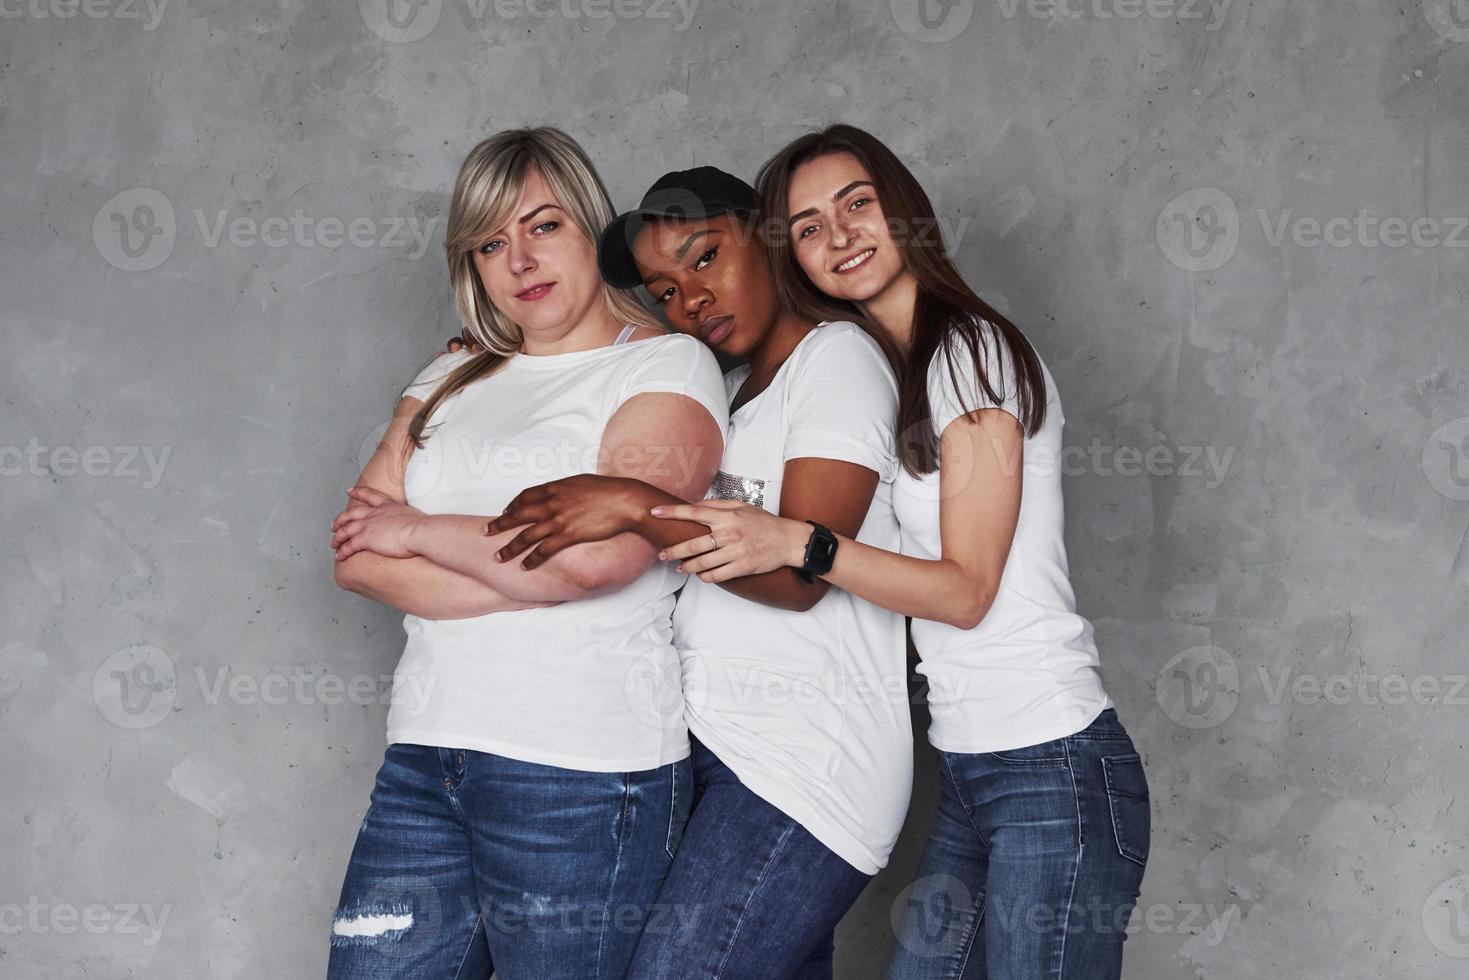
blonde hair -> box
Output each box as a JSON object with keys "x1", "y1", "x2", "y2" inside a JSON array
[{"x1": 409, "y1": 127, "x2": 658, "y2": 448}]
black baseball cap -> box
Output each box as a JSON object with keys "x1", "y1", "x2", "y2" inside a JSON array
[{"x1": 598, "y1": 166, "x2": 758, "y2": 290}]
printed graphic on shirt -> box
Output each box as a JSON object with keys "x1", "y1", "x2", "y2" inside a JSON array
[{"x1": 711, "y1": 470, "x2": 767, "y2": 509}]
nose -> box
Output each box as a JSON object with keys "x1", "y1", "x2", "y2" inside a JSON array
[
  {"x1": 507, "y1": 237, "x2": 537, "y2": 277},
  {"x1": 680, "y1": 280, "x2": 713, "y2": 319},
  {"x1": 827, "y1": 212, "x2": 856, "y2": 251}
]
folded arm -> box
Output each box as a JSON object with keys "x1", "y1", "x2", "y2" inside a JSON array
[
  {"x1": 333, "y1": 393, "x2": 551, "y2": 617},
  {"x1": 405, "y1": 390, "x2": 724, "y2": 602}
]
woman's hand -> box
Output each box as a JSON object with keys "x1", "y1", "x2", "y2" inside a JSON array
[
  {"x1": 650, "y1": 499, "x2": 812, "y2": 584},
  {"x1": 331, "y1": 486, "x2": 427, "y2": 561},
  {"x1": 444, "y1": 335, "x2": 484, "y2": 354},
  {"x1": 484, "y1": 474, "x2": 651, "y2": 570}
]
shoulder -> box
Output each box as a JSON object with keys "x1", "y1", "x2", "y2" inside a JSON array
[
  {"x1": 630, "y1": 330, "x2": 701, "y2": 357},
  {"x1": 420, "y1": 347, "x2": 477, "y2": 375},
  {"x1": 808, "y1": 319, "x2": 884, "y2": 356},
  {"x1": 402, "y1": 348, "x2": 476, "y2": 401},
  {"x1": 798, "y1": 321, "x2": 897, "y2": 381},
  {"x1": 931, "y1": 316, "x2": 1016, "y2": 384},
  {"x1": 626, "y1": 331, "x2": 721, "y2": 376}
]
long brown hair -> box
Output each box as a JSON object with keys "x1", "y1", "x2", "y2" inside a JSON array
[
  {"x1": 408, "y1": 127, "x2": 659, "y2": 449},
  {"x1": 755, "y1": 124, "x2": 1047, "y2": 477}
]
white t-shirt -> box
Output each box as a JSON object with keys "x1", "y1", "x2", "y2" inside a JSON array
[
  {"x1": 384, "y1": 331, "x2": 728, "y2": 773},
  {"x1": 672, "y1": 321, "x2": 913, "y2": 875},
  {"x1": 893, "y1": 318, "x2": 1112, "y2": 753}
]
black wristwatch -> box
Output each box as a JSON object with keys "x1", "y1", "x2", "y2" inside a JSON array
[{"x1": 796, "y1": 521, "x2": 838, "y2": 584}]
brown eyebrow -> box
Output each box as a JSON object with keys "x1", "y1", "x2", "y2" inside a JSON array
[
  {"x1": 787, "y1": 181, "x2": 874, "y2": 227},
  {"x1": 517, "y1": 203, "x2": 563, "y2": 224},
  {"x1": 639, "y1": 230, "x2": 714, "y2": 286}
]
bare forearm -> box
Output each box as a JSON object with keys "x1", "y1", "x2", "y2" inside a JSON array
[
  {"x1": 410, "y1": 514, "x2": 650, "y2": 602},
  {"x1": 817, "y1": 533, "x2": 997, "y2": 629},
  {"x1": 627, "y1": 485, "x2": 828, "y2": 611},
  {"x1": 336, "y1": 552, "x2": 554, "y2": 618}
]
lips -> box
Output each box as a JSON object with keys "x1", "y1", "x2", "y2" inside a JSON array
[
  {"x1": 832, "y1": 248, "x2": 876, "y2": 274},
  {"x1": 699, "y1": 314, "x2": 735, "y2": 346},
  {"x1": 515, "y1": 281, "x2": 556, "y2": 301}
]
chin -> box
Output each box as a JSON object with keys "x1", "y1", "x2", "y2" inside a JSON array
[{"x1": 816, "y1": 278, "x2": 869, "y2": 304}]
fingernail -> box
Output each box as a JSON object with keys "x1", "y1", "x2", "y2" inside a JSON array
[{"x1": 650, "y1": 507, "x2": 664, "y2": 516}]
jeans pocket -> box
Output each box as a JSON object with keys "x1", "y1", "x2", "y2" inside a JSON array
[
  {"x1": 982, "y1": 736, "x2": 1070, "y2": 768},
  {"x1": 665, "y1": 756, "x2": 692, "y2": 860},
  {"x1": 1102, "y1": 753, "x2": 1151, "y2": 867}
]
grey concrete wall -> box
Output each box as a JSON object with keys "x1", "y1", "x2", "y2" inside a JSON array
[{"x1": 3, "y1": 0, "x2": 1466, "y2": 976}]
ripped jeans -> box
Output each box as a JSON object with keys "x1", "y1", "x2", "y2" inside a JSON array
[{"x1": 326, "y1": 742, "x2": 691, "y2": 980}]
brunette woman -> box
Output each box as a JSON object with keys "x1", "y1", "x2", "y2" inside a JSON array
[{"x1": 652, "y1": 125, "x2": 1151, "y2": 980}]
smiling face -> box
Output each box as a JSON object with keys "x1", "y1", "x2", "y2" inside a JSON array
[
  {"x1": 630, "y1": 213, "x2": 779, "y2": 358},
  {"x1": 470, "y1": 165, "x2": 605, "y2": 341},
  {"x1": 786, "y1": 151, "x2": 910, "y2": 306}
]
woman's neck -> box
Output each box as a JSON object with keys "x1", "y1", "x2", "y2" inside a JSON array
[
  {"x1": 519, "y1": 303, "x2": 624, "y2": 356},
  {"x1": 859, "y1": 272, "x2": 918, "y2": 354},
  {"x1": 745, "y1": 311, "x2": 818, "y2": 384}
]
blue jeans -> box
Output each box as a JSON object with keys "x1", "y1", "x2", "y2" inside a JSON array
[
  {"x1": 887, "y1": 709, "x2": 1150, "y2": 980},
  {"x1": 325, "y1": 743, "x2": 691, "y2": 980},
  {"x1": 626, "y1": 738, "x2": 873, "y2": 979}
]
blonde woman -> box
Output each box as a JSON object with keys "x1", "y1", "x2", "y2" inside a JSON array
[{"x1": 326, "y1": 128, "x2": 728, "y2": 979}]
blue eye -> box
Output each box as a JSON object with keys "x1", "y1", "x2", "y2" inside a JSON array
[
  {"x1": 533, "y1": 220, "x2": 559, "y2": 235},
  {"x1": 478, "y1": 239, "x2": 504, "y2": 254}
]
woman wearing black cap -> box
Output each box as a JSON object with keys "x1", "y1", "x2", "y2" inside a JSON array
[{"x1": 483, "y1": 166, "x2": 914, "y2": 978}]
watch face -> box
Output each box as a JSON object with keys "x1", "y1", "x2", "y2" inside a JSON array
[{"x1": 808, "y1": 526, "x2": 837, "y2": 571}]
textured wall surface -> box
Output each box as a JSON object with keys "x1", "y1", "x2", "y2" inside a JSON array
[{"x1": 3, "y1": 0, "x2": 1467, "y2": 976}]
